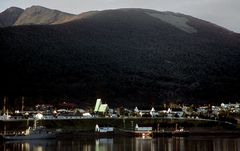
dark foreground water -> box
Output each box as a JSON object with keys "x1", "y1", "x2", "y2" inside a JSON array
[{"x1": 1, "y1": 136, "x2": 240, "y2": 151}]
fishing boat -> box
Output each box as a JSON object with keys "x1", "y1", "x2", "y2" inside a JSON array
[
  {"x1": 2, "y1": 119, "x2": 56, "y2": 140},
  {"x1": 118, "y1": 124, "x2": 152, "y2": 137},
  {"x1": 2, "y1": 126, "x2": 56, "y2": 140},
  {"x1": 144, "y1": 123, "x2": 189, "y2": 137}
]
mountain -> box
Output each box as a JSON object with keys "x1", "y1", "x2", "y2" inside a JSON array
[
  {"x1": 0, "y1": 6, "x2": 98, "y2": 27},
  {"x1": 0, "y1": 8, "x2": 240, "y2": 106},
  {"x1": 0, "y1": 7, "x2": 23, "y2": 27},
  {"x1": 14, "y1": 6, "x2": 77, "y2": 25}
]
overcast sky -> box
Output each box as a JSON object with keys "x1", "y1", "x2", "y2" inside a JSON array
[{"x1": 1, "y1": 0, "x2": 239, "y2": 33}]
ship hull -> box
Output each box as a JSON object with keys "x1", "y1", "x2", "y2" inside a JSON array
[{"x1": 3, "y1": 132, "x2": 56, "y2": 140}]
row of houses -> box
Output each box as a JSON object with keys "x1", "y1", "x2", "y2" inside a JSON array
[
  {"x1": 93, "y1": 99, "x2": 240, "y2": 119},
  {"x1": 93, "y1": 99, "x2": 184, "y2": 118},
  {"x1": 2, "y1": 97, "x2": 240, "y2": 120}
]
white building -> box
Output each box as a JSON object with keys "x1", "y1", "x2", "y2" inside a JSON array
[{"x1": 94, "y1": 99, "x2": 109, "y2": 114}]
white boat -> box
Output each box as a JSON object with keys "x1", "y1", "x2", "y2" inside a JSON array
[
  {"x1": 95, "y1": 124, "x2": 114, "y2": 133},
  {"x1": 94, "y1": 124, "x2": 115, "y2": 137},
  {"x1": 3, "y1": 126, "x2": 56, "y2": 140}
]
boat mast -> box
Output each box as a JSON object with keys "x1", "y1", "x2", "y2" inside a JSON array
[
  {"x1": 175, "y1": 123, "x2": 178, "y2": 131},
  {"x1": 33, "y1": 120, "x2": 37, "y2": 129},
  {"x1": 21, "y1": 96, "x2": 24, "y2": 113},
  {"x1": 4, "y1": 123, "x2": 6, "y2": 135},
  {"x1": 3, "y1": 96, "x2": 7, "y2": 114}
]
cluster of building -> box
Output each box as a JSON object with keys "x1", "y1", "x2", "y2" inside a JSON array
[
  {"x1": 92, "y1": 99, "x2": 240, "y2": 119},
  {"x1": 1, "y1": 98, "x2": 240, "y2": 122}
]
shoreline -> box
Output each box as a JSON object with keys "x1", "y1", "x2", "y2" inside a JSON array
[
  {"x1": 1, "y1": 129, "x2": 240, "y2": 141},
  {"x1": 1, "y1": 117, "x2": 239, "y2": 138},
  {"x1": 55, "y1": 128, "x2": 240, "y2": 138}
]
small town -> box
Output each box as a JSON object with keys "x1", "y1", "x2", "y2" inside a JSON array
[
  {"x1": 1, "y1": 0, "x2": 240, "y2": 150},
  {"x1": 1, "y1": 96, "x2": 240, "y2": 138},
  {"x1": 1, "y1": 97, "x2": 240, "y2": 124},
  {"x1": 0, "y1": 96, "x2": 239, "y2": 144}
]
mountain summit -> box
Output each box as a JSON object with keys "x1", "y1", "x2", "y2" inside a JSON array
[
  {"x1": 14, "y1": 5, "x2": 77, "y2": 25},
  {"x1": 0, "y1": 7, "x2": 240, "y2": 105},
  {"x1": 0, "y1": 7, "x2": 24, "y2": 27},
  {"x1": 0, "y1": 6, "x2": 97, "y2": 27}
]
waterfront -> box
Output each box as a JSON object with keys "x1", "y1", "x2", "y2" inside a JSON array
[{"x1": 1, "y1": 136, "x2": 240, "y2": 151}]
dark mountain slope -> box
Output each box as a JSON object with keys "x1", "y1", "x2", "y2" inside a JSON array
[
  {"x1": 0, "y1": 7, "x2": 23, "y2": 27},
  {"x1": 0, "y1": 9, "x2": 240, "y2": 106}
]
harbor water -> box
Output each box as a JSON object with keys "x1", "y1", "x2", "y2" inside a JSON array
[{"x1": 1, "y1": 135, "x2": 240, "y2": 151}]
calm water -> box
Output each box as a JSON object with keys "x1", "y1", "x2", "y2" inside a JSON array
[{"x1": 1, "y1": 136, "x2": 240, "y2": 151}]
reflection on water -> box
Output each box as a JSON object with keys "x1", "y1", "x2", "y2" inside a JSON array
[
  {"x1": 95, "y1": 138, "x2": 113, "y2": 151},
  {"x1": 1, "y1": 136, "x2": 240, "y2": 151}
]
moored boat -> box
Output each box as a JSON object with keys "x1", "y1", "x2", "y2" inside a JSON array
[
  {"x1": 151, "y1": 129, "x2": 172, "y2": 137},
  {"x1": 172, "y1": 123, "x2": 189, "y2": 137},
  {"x1": 2, "y1": 126, "x2": 56, "y2": 140},
  {"x1": 95, "y1": 124, "x2": 115, "y2": 137},
  {"x1": 118, "y1": 129, "x2": 152, "y2": 137},
  {"x1": 172, "y1": 128, "x2": 189, "y2": 137},
  {"x1": 117, "y1": 124, "x2": 152, "y2": 137},
  {"x1": 95, "y1": 124, "x2": 114, "y2": 133}
]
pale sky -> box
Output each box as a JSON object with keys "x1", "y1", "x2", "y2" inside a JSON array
[{"x1": 1, "y1": 0, "x2": 239, "y2": 33}]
